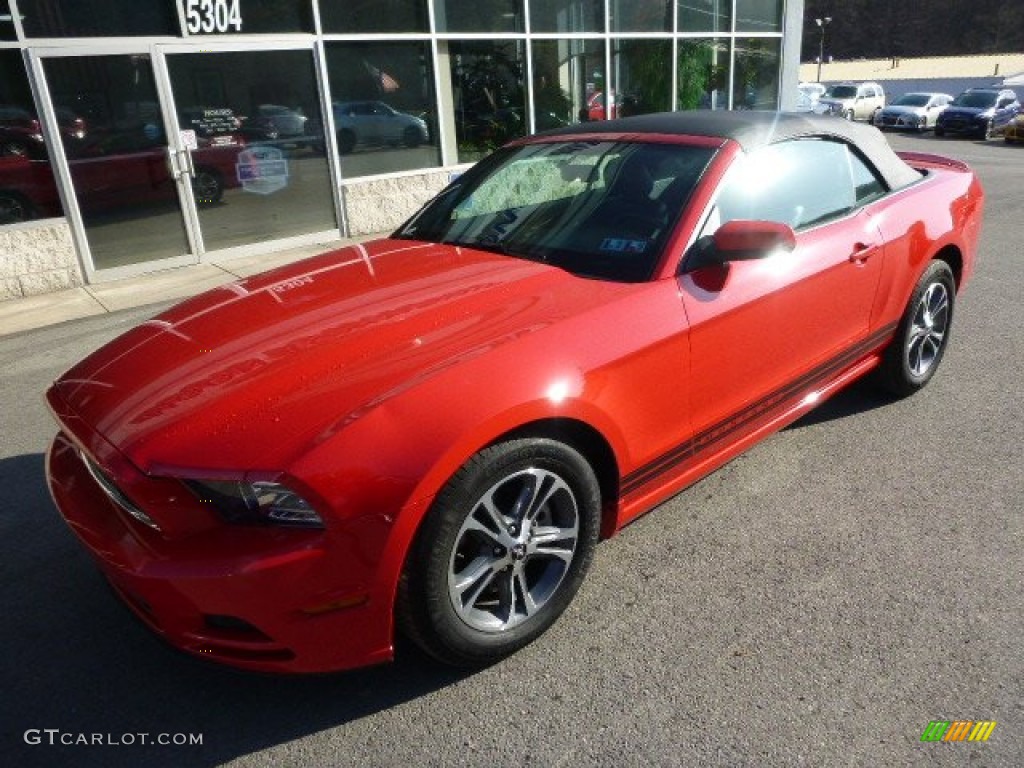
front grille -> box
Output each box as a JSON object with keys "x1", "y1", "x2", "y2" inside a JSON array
[{"x1": 80, "y1": 450, "x2": 162, "y2": 532}]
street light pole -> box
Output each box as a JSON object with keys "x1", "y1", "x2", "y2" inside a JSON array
[{"x1": 816, "y1": 17, "x2": 832, "y2": 83}]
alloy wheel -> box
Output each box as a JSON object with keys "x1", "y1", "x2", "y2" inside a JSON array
[
  {"x1": 906, "y1": 281, "x2": 950, "y2": 377},
  {"x1": 447, "y1": 467, "x2": 579, "y2": 633}
]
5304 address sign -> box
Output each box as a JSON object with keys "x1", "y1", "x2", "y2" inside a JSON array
[{"x1": 185, "y1": 0, "x2": 243, "y2": 34}]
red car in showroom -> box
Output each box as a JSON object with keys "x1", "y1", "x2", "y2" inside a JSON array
[
  {"x1": 0, "y1": 130, "x2": 242, "y2": 224},
  {"x1": 46, "y1": 112, "x2": 983, "y2": 673}
]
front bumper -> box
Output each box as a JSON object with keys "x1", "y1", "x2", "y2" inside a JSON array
[
  {"x1": 876, "y1": 113, "x2": 923, "y2": 130},
  {"x1": 937, "y1": 117, "x2": 987, "y2": 136},
  {"x1": 46, "y1": 431, "x2": 394, "y2": 674}
]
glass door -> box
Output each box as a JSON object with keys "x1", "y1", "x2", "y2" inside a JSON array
[
  {"x1": 158, "y1": 44, "x2": 338, "y2": 253},
  {"x1": 34, "y1": 51, "x2": 199, "y2": 274}
]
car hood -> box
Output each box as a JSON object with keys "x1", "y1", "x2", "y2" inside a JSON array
[
  {"x1": 52, "y1": 239, "x2": 629, "y2": 474},
  {"x1": 881, "y1": 105, "x2": 925, "y2": 116},
  {"x1": 941, "y1": 106, "x2": 991, "y2": 119}
]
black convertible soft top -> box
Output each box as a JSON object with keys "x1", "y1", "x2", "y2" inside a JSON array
[{"x1": 538, "y1": 111, "x2": 923, "y2": 191}]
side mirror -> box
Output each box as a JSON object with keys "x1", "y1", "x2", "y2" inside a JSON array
[
  {"x1": 682, "y1": 220, "x2": 796, "y2": 275},
  {"x1": 712, "y1": 219, "x2": 797, "y2": 261}
]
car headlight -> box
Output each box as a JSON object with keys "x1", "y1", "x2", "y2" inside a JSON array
[{"x1": 186, "y1": 479, "x2": 324, "y2": 528}]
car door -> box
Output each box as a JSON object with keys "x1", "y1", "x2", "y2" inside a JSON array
[
  {"x1": 854, "y1": 85, "x2": 869, "y2": 119},
  {"x1": 372, "y1": 102, "x2": 399, "y2": 144},
  {"x1": 67, "y1": 131, "x2": 172, "y2": 213},
  {"x1": 353, "y1": 102, "x2": 385, "y2": 145},
  {"x1": 678, "y1": 138, "x2": 887, "y2": 448}
]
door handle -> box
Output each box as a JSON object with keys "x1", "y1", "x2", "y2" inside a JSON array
[
  {"x1": 849, "y1": 242, "x2": 879, "y2": 263},
  {"x1": 165, "y1": 146, "x2": 183, "y2": 179},
  {"x1": 179, "y1": 148, "x2": 196, "y2": 178}
]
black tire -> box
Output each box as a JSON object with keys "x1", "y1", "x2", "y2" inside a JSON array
[
  {"x1": 402, "y1": 126, "x2": 422, "y2": 148},
  {"x1": 397, "y1": 438, "x2": 601, "y2": 667},
  {"x1": 192, "y1": 167, "x2": 223, "y2": 205},
  {"x1": 934, "y1": 127, "x2": 945, "y2": 137},
  {"x1": 337, "y1": 129, "x2": 356, "y2": 155},
  {"x1": 0, "y1": 191, "x2": 32, "y2": 224},
  {"x1": 876, "y1": 260, "x2": 956, "y2": 397}
]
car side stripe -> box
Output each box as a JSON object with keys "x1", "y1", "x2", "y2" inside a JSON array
[{"x1": 622, "y1": 322, "x2": 898, "y2": 496}]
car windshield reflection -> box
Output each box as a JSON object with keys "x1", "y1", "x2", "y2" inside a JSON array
[{"x1": 395, "y1": 140, "x2": 715, "y2": 282}]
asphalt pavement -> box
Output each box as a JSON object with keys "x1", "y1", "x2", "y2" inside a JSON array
[{"x1": 0, "y1": 132, "x2": 1020, "y2": 767}]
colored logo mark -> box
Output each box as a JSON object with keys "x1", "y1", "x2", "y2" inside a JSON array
[{"x1": 920, "y1": 720, "x2": 997, "y2": 742}]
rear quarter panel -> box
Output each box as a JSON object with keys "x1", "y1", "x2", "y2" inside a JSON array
[{"x1": 866, "y1": 160, "x2": 982, "y2": 329}]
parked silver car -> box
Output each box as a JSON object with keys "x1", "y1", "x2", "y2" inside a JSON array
[
  {"x1": 874, "y1": 92, "x2": 952, "y2": 131},
  {"x1": 815, "y1": 81, "x2": 886, "y2": 122},
  {"x1": 332, "y1": 101, "x2": 429, "y2": 154}
]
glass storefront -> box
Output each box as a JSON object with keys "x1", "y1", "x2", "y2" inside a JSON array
[
  {"x1": 0, "y1": 49, "x2": 62, "y2": 223},
  {"x1": 531, "y1": 39, "x2": 603, "y2": 127},
  {"x1": 435, "y1": 0, "x2": 524, "y2": 33},
  {"x1": 677, "y1": 39, "x2": 729, "y2": 110},
  {"x1": 736, "y1": 0, "x2": 783, "y2": 33},
  {"x1": 610, "y1": 39, "x2": 674, "y2": 117},
  {"x1": 42, "y1": 55, "x2": 191, "y2": 269},
  {"x1": 18, "y1": 0, "x2": 180, "y2": 37},
  {"x1": 0, "y1": 0, "x2": 789, "y2": 282},
  {"x1": 324, "y1": 41, "x2": 441, "y2": 176},
  {"x1": 320, "y1": 0, "x2": 429, "y2": 33},
  {"x1": 165, "y1": 49, "x2": 336, "y2": 252},
  {"x1": 529, "y1": 0, "x2": 603, "y2": 33},
  {"x1": 678, "y1": 0, "x2": 731, "y2": 33},
  {"x1": 448, "y1": 40, "x2": 526, "y2": 163},
  {"x1": 610, "y1": 0, "x2": 671, "y2": 33},
  {"x1": 733, "y1": 38, "x2": 781, "y2": 110},
  {"x1": 1, "y1": 1, "x2": 17, "y2": 40}
]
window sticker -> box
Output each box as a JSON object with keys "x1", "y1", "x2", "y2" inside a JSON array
[{"x1": 236, "y1": 146, "x2": 289, "y2": 195}]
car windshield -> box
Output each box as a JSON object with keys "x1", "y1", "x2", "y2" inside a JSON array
[
  {"x1": 893, "y1": 94, "x2": 930, "y2": 107},
  {"x1": 952, "y1": 91, "x2": 997, "y2": 108},
  {"x1": 827, "y1": 85, "x2": 858, "y2": 99},
  {"x1": 393, "y1": 140, "x2": 716, "y2": 282}
]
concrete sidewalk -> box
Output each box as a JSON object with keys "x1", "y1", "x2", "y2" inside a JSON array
[{"x1": 0, "y1": 235, "x2": 371, "y2": 337}]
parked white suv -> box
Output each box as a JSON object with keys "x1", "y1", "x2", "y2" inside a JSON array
[{"x1": 815, "y1": 82, "x2": 886, "y2": 122}]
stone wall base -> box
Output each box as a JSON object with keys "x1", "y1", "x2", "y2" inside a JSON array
[
  {"x1": 0, "y1": 219, "x2": 81, "y2": 301},
  {"x1": 342, "y1": 170, "x2": 454, "y2": 237}
]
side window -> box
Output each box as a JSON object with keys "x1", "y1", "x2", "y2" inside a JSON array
[
  {"x1": 849, "y1": 149, "x2": 886, "y2": 204},
  {"x1": 704, "y1": 139, "x2": 866, "y2": 235}
]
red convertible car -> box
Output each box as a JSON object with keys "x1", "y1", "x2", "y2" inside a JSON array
[{"x1": 46, "y1": 112, "x2": 983, "y2": 673}]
